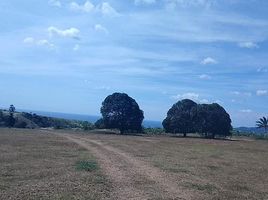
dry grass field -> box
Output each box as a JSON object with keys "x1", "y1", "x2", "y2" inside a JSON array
[{"x1": 1, "y1": 128, "x2": 268, "y2": 200}]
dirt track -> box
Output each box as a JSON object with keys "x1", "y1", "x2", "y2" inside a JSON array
[{"x1": 56, "y1": 132, "x2": 188, "y2": 200}]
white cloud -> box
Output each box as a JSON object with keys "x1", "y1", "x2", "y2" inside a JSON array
[
  {"x1": 256, "y1": 90, "x2": 267, "y2": 96},
  {"x1": 171, "y1": 92, "x2": 212, "y2": 104},
  {"x1": 240, "y1": 109, "x2": 252, "y2": 113},
  {"x1": 48, "y1": 0, "x2": 61, "y2": 7},
  {"x1": 166, "y1": 0, "x2": 215, "y2": 9},
  {"x1": 199, "y1": 74, "x2": 211, "y2": 80},
  {"x1": 201, "y1": 57, "x2": 217, "y2": 65},
  {"x1": 238, "y1": 41, "x2": 259, "y2": 49},
  {"x1": 200, "y1": 99, "x2": 209, "y2": 104},
  {"x1": 215, "y1": 100, "x2": 223, "y2": 104},
  {"x1": 69, "y1": 1, "x2": 94, "y2": 13},
  {"x1": 231, "y1": 91, "x2": 252, "y2": 97},
  {"x1": 94, "y1": 24, "x2": 109, "y2": 34},
  {"x1": 23, "y1": 37, "x2": 55, "y2": 49},
  {"x1": 23, "y1": 37, "x2": 35, "y2": 44},
  {"x1": 135, "y1": 0, "x2": 156, "y2": 5},
  {"x1": 48, "y1": 27, "x2": 80, "y2": 39},
  {"x1": 98, "y1": 2, "x2": 119, "y2": 16},
  {"x1": 36, "y1": 39, "x2": 55, "y2": 48},
  {"x1": 172, "y1": 92, "x2": 199, "y2": 101},
  {"x1": 73, "y1": 44, "x2": 80, "y2": 51},
  {"x1": 69, "y1": 1, "x2": 119, "y2": 16}
]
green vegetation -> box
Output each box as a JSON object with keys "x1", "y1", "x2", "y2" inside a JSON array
[
  {"x1": 75, "y1": 160, "x2": 99, "y2": 172},
  {"x1": 99, "y1": 93, "x2": 144, "y2": 134},
  {"x1": 256, "y1": 116, "x2": 268, "y2": 133},
  {"x1": 162, "y1": 99, "x2": 232, "y2": 138},
  {"x1": 143, "y1": 128, "x2": 164, "y2": 135},
  {"x1": 0, "y1": 107, "x2": 94, "y2": 130},
  {"x1": 232, "y1": 131, "x2": 268, "y2": 140}
]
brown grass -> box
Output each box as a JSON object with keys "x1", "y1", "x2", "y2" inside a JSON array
[
  {"x1": 70, "y1": 131, "x2": 268, "y2": 200},
  {"x1": 1, "y1": 128, "x2": 268, "y2": 200},
  {"x1": 0, "y1": 128, "x2": 111, "y2": 200}
]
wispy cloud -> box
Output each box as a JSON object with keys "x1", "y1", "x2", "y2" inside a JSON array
[
  {"x1": 48, "y1": 27, "x2": 80, "y2": 39},
  {"x1": 166, "y1": 0, "x2": 215, "y2": 9},
  {"x1": 94, "y1": 24, "x2": 109, "y2": 34},
  {"x1": 99, "y1": 2, "x2": 119, "y2": 16},
  {"x1": 256, "y1": 90, "x2": 267, "y2": 96},
  {"x1": 23, "y1": 37, "x2": 55, "y2": 49},
  {"x1": 201, "y1": 57, "x2": 217, "y2": 65},
  {"x1": 240, "y1": 109, "x2": 252, "y2": 113},
  {"x1": 238, "y1": 41, "x2": 259, "y2": 49},
  {"x1": 69, "y1": 1, "x2": 119, "y2": 16},
  {"x1": 171, "y1": 92, "x2": 209, "y2": 104},
  {"x1": 231, "y1": 91, "x2": 252, "y2": 97},
  {"x1": 199, "y1": 74, "x2": 211, "y2": 80},
  {"x1": 73, "y1": 44, "x2": 80, "y2": 51},
  {"x1": 23, "y1": 37, "x2": 35, "y2": 44},
  {"x1": 48, "y1": 0, "x2": 61, "y2": 7},
  {"x1": 69, "y1": 1, "x2": 94, "y2": 13},
  {"x1": 135, "y1": 0, "x2": 156, "y2": 5}
]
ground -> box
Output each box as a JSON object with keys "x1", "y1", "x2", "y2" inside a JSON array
[{"x1": 0, "y1": 128, "x2": 268, "y2": 200}]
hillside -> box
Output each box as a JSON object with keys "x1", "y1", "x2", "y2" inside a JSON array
[{"x1": 0, "y1": 109, "x2": 93, "y2": 130}]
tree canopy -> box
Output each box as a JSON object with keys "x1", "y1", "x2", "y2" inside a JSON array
[
  {"x1": 163, "y1": 99, "x2": 232, "y2": 138},
  {"x1": 162, "y1": 99, "x2": 197, "y2": 137},
  {"x1": 100, "y1": 93, "x2": 144, "y2": 134}
]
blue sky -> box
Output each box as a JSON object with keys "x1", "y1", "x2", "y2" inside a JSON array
[{"x1": 0, "y1": 0, "x2": 268, "y2": 127}]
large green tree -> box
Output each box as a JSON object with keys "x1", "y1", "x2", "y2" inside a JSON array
[
  {"x1": 162, "y1": 99, "x2": 197, "y2": 137},
  {"x1": 193, "y1": 103, "x2": 232, "y2": 138},
  {"x1": 256, "y1": 116, "x2": 268, "y2": 133},
  {"x1": 100, "y1": 93, "x2": 144, "y2": 134},
  {"x1": 162, "y1": 99, "x2": 232, "y2": 138}
]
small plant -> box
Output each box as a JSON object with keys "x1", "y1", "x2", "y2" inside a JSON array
[{"x1": 75, "y1": 160, "x2": 99, "y2": 172}]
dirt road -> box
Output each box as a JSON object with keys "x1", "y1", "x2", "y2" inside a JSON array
[{"x1": 54, "y1": 132, "x2": 189, "y2": 200}]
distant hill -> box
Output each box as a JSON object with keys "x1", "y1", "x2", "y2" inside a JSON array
[
  {"x1": 0, "y1": 109, "x2": 93, "y2": 129},
  {"x1": 18, "y1": 110, "x2": 163, "y2": 128},
  {"x1": 234, "y1": 127, "x2": 266, "y2": 134},
  {"x1": 23, "y1": 110, "x2": 100, "y2": 123}
]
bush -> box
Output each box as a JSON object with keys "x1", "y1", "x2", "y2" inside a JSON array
[{"x1": 14, "y1": 121, "x2": 27, "y2": 128}]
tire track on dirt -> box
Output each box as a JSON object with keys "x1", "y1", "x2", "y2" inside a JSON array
[{"x1": 53, "y1": 132, "x2": 190, "y2": 200}]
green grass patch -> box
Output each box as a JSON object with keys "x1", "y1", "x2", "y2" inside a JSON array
[
  {"x1": 75, "y1": 160, "x2": 99, "y2": 172},
  {"x1": 184, "y1": 182, "x2": 217, "y2": 194}
]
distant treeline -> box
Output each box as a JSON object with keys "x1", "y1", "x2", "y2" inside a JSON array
[{"x1": 0, "y1": 107, "x2": 94, "y2": 130}]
